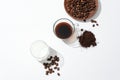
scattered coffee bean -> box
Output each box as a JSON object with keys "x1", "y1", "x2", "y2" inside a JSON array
[
  {"x1": 52, "y1": 70, "x2": 55, "y2": 73},
  {"x1": 92, "y1": 24, "x2": 95, "y2": 27},
  {"x1": 78, "y1": 30, "x2": 97, "y2": 48},
  {"x1": 57, "y1": 73, "x2": 60, "y2": 76},
  {"x1": 57, "y1": 68, "x2": 60, "y2": 71},
  {"x1": 83, "y1": 19, "x2": 86, "y2": 22},
  {"x1": 55, "y1": 63, "x2": 59, "y2": 66},
  {"x1": 47, "y1": 56, "x2": 53, "y2": 61},
  {"x1": 46, "y1": 71, "x2": 49, "y2": 75},
  {"x1": 43, "y1": 55, "x2": 60, "y2": 76},
  {"x1": 91, "y1": 19, "x2": 97, "y2": 23},
  {"x1": 91, "y1": 19, "x2": 99, "y2": 27},
  {"x1": 54, "y1": 66, "x2": 57, "y2": 69},
  {"x1": 81, "y1": 29, "x2": 83, "y2": 31},
  {"x1": 49, "y1": 68, "x2": 53, "y2": 74},
  {"x1": 51, "y1": 60, "x2": 55, "y2": 65},
  {"x1": 54, "y1": 56, "x2": 59, "y2": 62},
  {"x1": 96, "y1": 23, "x2": 99, "y2": 26}
]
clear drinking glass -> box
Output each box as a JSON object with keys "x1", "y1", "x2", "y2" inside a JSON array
[
  {"x1": 53, "y1": 18, "x2": 80, "y2": 47},
  {"x1": 30, "y1": 40, "x2": 64, "y2": 66},
  {"x1": 53, "y1": 18, "x2": 75, "y2": 39}
]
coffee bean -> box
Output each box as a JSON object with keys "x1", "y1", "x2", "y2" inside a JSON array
[
  {"x1": 96, "y1": 23, "x2": 99, "y2": 26},
  {"x1": 92, "y1": 24, "x2": 95, "y2": 27},
  {"x1": 47, "y1": 56, "x2": 53, "y2": 61},
  {"x1": 83, "y1": 19, "x2": 86, "y2": 22},
  {"x1": 54, "y1": 67, "x2": 57, "y2": 69},
  {"x1": 91, "y1": 19, "x2": 97, "y2": 23},
  {"x1": 55, "y1": 63, "x2": 59, "y2": 66},
  {"x1": 57, "y1": 68, "x2": 60, "y2": 71},
  {"x1": 57, "y1": 73, "x2": 60, "y2": 76},
  {"x1": 91, "y1": 19, "x2": 99, "y2": 27},
  {"x1": 43, "y1": 55, "x2": 60, "y2": 76},
  {"x1": 81, "y1": 29, "x2": 83, "y2": 31},
  {"x1": 54, "y1": 56, "x2": 60, "y2": 62},
  {"x1": 46, "y1": 71, "x2": 49, "y2": 75},
  {"x1": 49, "y1": 68, "x2": 53, "y2": 74}
]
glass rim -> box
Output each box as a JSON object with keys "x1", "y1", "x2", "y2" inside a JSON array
[
  {"x1": 53, "y1": 18, "x2": 75, "y2": 39},
  {"x1": 30, "y1": 40, "x2": 50, "y2": 61}
]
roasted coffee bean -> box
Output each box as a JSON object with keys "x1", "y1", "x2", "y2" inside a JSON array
[
  {"x1": 96, "y1": 23, "x2": 99, "y2": 26},
  {"x1": 54, "y1": 67, "x2": 57, "y2": 69},
  {"x1": 47, "y1": 56, "x2": 53, "y2": 61},
  {"x1": 43, "y1": 55, "x2": 60, "y2": 76},
  {"x1": 49, "y1": 68, "x2": 53, "y2": 74},
  {"x1": 91, "y1": 19, "x2": 99, "y2": 27},
  {"x1": 55, "y1": 63, "x2": 59, "y2": 66},
  {"x1": 83, "y1": 19, "x2": 86, "y2": 22},
  {"x1": 51, "y1": 60, "x2": 56, "y2": 65},
  {"x1": 81, "y1": 29, "x2": 83, "y2": 31},
  {"x1": 54, "y1": 56, "x2": 60, "y2": 62},
  {"x1": 57, "y1": 68, "x2": 60, "y2": 71},
  {"x1": 91, "y1": 19, "x2": 97, "y2": 23},
  {"x1": 46, "y1": 71, "x2": 49, "y2": 75},
  {"x1": 57, "y1": 73, "x2": 60, "y2": 76},
  {"x1": 92, "y1": 24, "x2": 95, "y2": 27}
]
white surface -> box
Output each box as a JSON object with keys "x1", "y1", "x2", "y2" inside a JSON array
[{"x1": 0, "y1": 0, "x2": 120, "y2": 80}]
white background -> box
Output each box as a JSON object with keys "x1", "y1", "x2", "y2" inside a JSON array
[{"x1": 0, "y1": 0, "x2": 120, "y2": 80}]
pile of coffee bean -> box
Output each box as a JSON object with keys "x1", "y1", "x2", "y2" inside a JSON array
[
  {"x1": 43, "y1": 55, "x2": 60, "y2": 76},
  {"x1": 78, "y1": 30, "x2": 97, "y2": 48},
  {"x1": 64, "y1": 0, "x2": 98, "y2": 20}
]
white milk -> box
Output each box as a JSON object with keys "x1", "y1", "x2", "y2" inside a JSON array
[{"x1": 30, "y1": 40, "x2": 49, "y2": 61}]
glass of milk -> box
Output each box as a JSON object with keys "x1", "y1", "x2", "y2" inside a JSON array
[{"x1": 30, "y1": 40, "x2": 64, "y2": 66}]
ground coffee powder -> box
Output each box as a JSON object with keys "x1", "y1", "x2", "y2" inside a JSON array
[
  {"x1": 78, "y1": 30, "x2": 97, "y2": 48},
  {"x1": 64, "y1": 0, "x2": 98, "y2": 21}
]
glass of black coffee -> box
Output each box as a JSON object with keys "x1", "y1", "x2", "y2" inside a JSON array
[{"x1": 53, "y1": 18, "x2": 75, "y2": 39}]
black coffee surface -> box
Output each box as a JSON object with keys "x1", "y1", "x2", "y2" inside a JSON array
[{"x1": 55, "y1": 22, "x2": 72, "y2": 39}]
